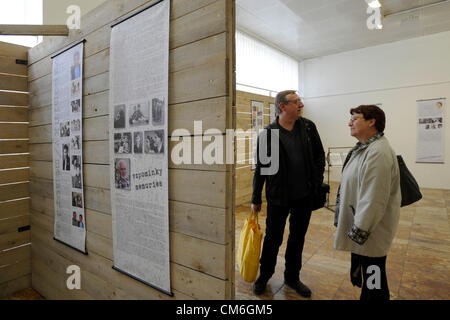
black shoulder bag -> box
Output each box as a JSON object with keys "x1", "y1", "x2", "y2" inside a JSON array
[{"x1": 397, "y1": 155, "x2": 422, "y2": 207}]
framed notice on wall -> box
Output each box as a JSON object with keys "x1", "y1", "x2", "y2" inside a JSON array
[
  {"x1": 109, "y1": 0, "x2": 172, "y2": 295},
  {"x1": 269, "y1": 102, "x2": 275, "y2": 123},
  {"x1": 51, "y1": 40, "x2": 86, "y2": 253},
  {"x1": 251, "y1": 100, "x2": 264, "y2": 169},
  {"x1": 416, "y1": 98, "x2": 445, "y2": 163}
]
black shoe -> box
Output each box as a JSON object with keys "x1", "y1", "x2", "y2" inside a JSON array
[
  {"x1": 284, "y1": 279, "x2": 312, "y2": 298},
  {"x1": 252, "y1": 276, "x2": 269, "y2": 295}
]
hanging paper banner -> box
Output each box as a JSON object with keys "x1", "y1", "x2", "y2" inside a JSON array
[
  {"x1": 52, "y1": 40, "x2": 86, "y2": 253},
  {"x1": 109, "y1": 0, "x2": 172, "y2": 295},
  {"x1": 416, "y1": 98, "x2": 445, "y2": 163}
]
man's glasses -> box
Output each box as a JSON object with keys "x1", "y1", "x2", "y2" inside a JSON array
[{"x1": 285, "y1": 99, "x2": 302, "y2": 105}]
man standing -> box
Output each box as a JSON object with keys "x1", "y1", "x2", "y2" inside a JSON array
[
  {"x1": 71, "y1": 51, "x2": 81, "y2": 80},
  {"x1": 251, "y1": 90, "x2": 325, "y2": 297},
  {"x1": 78, "y1": 214, "x2": 84, "y2": 229},
  {"x1": 62, "y1": 144, "x2": 70, "y2": 171}
]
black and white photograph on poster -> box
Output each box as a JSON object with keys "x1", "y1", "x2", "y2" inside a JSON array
[
  {"x1": 114, "y1": 132, "x2": 132, "y2": 154},
  {"x1": 114, "y1": 104, "x2": 126, "y2": 129},
  {"x1": 71, "y1": 135, "x2": 80, "y2": 150},
  {"x1": 72, "y1": 155, "x2": 81, "y2": 170},
  {"x1": 129, "y1": 102, "x2": 149, "y2": 126},
  {"x1": 416, "y1": 98, "x2": 445, "y2": 163},
  {"x1": 133, "y1": 131, "x2": 143, "y2": 154},
  {"x1": 71, "y1": 50, "x2": 81, "y2": 80},
  {"x1": 109, "y1": 0, "x2": 171, "y2": 294},
  {"x1": 144, "y1": 130, "x2": 164, "y2": 154},
  {"x1": 152, "y1": 98, "x2": 164, "y2": 126},
  {"x1": 72, "y1": 192, "x2": 83, "y2": 208},
  {"x1": 71, "y1": 99, "x2": 80, "y2": 112},
  {"x1": 52, "y1": 41, "x2": 86, "y2": 253},
  {"x1": 115, "y1": 158, "x2": 131, "y2": 190},
  {"x1": 71, "y1": 79, "x2": 80, "y2": 97},
  {"x1": 62, "y1": 144, "x2": 70, "y2": 171},
  {"x1": 71, "y1": 119, "x2": 80, "y2": 132},
  {"x1": 60, "y1": 121, "x2": 70, "y2": 137},
  {"x1": 72, "y1": 161, "x2": 82, "y2": 189}
]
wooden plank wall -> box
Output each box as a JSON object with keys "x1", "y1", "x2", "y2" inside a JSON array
[
  {"x1": 0, "y1": 41, "x2": 31, "y2": 298},
  {"x1": 234, "y1": 90, "x2": 274, "y2": 206},
  {"x1": 28, "y1": 0, "x2": 235, "y2": 300}
]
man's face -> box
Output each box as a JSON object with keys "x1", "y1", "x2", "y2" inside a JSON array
[
  {"x1": 281, "y1": 93, "x2": 304, "y2": 120},
  {"x1": 74, "y1": 54, "x2": 79, "y2": 65},
  {"x1": 119, "y1": 162, "x2": 127, "y2": 178}
]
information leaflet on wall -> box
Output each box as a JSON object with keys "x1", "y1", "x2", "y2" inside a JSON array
[
  {"x1": 109, "y1": 0, "x2": 171, "y2": 295},
  {"x1": 269, "y1": 102, "x2": 275, "y2": 123},
  {"x1": 251, "y1": 101, "x2": 264, "y2": 169},
  {"x1": 51, "y1": 41, "x2": 86, "y2": 253},
  {"x1": 416, "y1": 98, "x2": 445, "y2": 163}
]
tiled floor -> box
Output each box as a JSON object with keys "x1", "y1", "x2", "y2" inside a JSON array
[
  {"x1": 5, "y1": 187, "x2": 449, "y2": 300},
  {"x1": 235, "y1": 186, "x2": 450, "y2": 300}
]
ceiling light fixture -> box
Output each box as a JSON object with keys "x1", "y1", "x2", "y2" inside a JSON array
[{"x1": 367, "y1": 0, "x2": 382, "y2": 8}]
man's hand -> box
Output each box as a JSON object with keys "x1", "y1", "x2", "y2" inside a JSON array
[{"x1": 251, "y1": 203, "x2": 261, "y2": 214}]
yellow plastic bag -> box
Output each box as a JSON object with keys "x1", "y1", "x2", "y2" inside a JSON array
[{"x1": 237, "y1": 211, "x2": 263, "y2": 282}]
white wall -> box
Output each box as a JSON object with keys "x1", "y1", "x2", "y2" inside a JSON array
[
  {"x1": 43, "y1": 0, "x2": 106, "y2": 24},
  {"x1": 301, "y1": 30, "x2": 450, "y2": 189}
]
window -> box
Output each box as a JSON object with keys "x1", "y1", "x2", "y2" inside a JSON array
[
  {"x1": 0, "y1": 0, "x2": 43, "y2": 47},
  {"x1": 236, "y1": 30, "x2": 299, "y2": 96}
]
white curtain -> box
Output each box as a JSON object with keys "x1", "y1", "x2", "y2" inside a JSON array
[{"x1": 236, "y1": 30, "x2": 299, "y2": 95}]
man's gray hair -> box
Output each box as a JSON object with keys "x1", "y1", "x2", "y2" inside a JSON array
[
  {"x1": 274, "y1": 90, "x2": 297, "y2": 117},
  {"x1": 116, "y1": 159, "x2": 127, "y2": 169}
]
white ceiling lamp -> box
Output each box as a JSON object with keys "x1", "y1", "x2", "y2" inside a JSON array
[{"x1": 367, "y1": 0, "x2": 382, "y2": 8}]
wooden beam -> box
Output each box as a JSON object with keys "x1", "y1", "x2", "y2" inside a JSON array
[{"x1": 0, "y1": 25, "x2": 69, "y2": 36}]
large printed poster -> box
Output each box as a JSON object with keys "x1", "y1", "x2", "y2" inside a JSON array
[
  {"x1": 52, "y1": 41, "x2": 86, "y2": 253},
  {"x1": 416, "y1": 98, "x2": 445, "y2": 163},
  {"x1": 109, "y1": 0, "x2": 171, "y2": 294}
]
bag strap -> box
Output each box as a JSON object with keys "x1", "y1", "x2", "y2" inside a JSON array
[{"x1": 249, "y1": 210, "x2": 259, "y2": 223}]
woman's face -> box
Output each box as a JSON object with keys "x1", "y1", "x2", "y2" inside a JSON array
[{"x1": 349, "y1": 113, "x2": 373, "y2": 139}]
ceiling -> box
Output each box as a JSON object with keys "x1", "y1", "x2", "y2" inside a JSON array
[{"x1": 236, "y1": 0, "x2": 450, "y2": 60}]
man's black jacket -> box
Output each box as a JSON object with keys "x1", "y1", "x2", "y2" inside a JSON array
[{"x1": 251, "y1": 117, "x2": 325, "y2": 206}]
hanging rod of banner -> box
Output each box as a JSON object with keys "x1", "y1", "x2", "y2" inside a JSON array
[
  {"x1": 111, "y1": 0, "x2": 165, "y2": 28},
  {"x1": 51, "y1": 39, "x2": 87, "y2": 59}
]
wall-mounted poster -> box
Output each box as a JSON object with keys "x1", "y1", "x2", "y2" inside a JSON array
[
  {"x1": 51, "y1": 40, "x2": 86, "y2": 253},
  {"x1": 269, "y1": 102, "x2": 275, "y2": 123},
  {"x1": 109, "y1": 0, "x2": 171, "y2": 295},
  {"x1": 416, "y1": 98, "x2": 445, "y2": 163},
  {"x1": 251, "y1": 100, "x2": 264, "y2": 169}
]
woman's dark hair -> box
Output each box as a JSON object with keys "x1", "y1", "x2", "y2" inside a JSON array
[{"x1": 350, "y1": 105, "x2": 385, "y2": 133}]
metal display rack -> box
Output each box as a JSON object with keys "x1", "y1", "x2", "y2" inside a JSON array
[{"x1": 325, "y1": 146, "x2": 353, "y2": 212}]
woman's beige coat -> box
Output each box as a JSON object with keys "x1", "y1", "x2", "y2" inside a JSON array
[{"x1": 334, "y1": 136, "x2": 401, "y2": 257}]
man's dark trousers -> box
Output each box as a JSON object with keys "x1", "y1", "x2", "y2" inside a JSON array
[{"x1": 259, "y1": 196, "x2": 312, "y2": 281}]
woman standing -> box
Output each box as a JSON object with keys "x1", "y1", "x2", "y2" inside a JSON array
[{"x1": 334, "y1": 105, "x2": 401, "y2": 300}]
